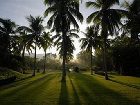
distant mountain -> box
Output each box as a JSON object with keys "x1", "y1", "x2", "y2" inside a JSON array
[
  {"x1": 25, "y1": 53, "x2": 57, "y2": 60},
  {"x1": 25, "y1": 53, "x2": 44, "y2": 59}
]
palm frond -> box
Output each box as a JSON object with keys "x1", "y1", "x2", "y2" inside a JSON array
[
  {"x1": 86, "y1": 1, "x2": 101, "y2": 9},
  {"x1": 69, "y1": 7, "x2": 83, "y2": 23},
  {"x1": 87, "y1": 11, "x2": 100, "y2": 23},
  {"x1": 44, "y1": 6, "x2": 56, "y2": 17}
]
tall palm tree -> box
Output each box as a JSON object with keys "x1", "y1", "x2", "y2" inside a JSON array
[
  {"x1": 44, "y1": 0, "x2": 83, "y2": 82},
  {"x1": 18, "y1": 15, "x2": 44, "y2": 76},
  {"x1": 39, "y1": 32, "x2": 52, "y2": 74},
  {"x1": 0, "y1": 18, "x2": 16, "y2": 67},
  {"x1": 86, "y1": 0, "x2": 125, "y2": 80},
  {"x1": 10, "y1": 35, "x2": 21, "y2": 55},
  {"x1": 122, "y1": 0, "x2": 140, "y2": 41},
  {"x1": 80, "y1": 25, "x2": 100, "y2": 75},
  {"x1": 0, "y1": 18, "x2": 16, "y2": 54},
  {"x1": 53, "y1": 29, "x2": 79, "y2": 62},
  {"x1": 16, "y1": 28, "x2": 34, "y2": 73}
]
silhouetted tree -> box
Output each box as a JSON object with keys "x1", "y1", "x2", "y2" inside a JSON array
[
  {"x1": 86, "y1": 0, "x2": 125, "y2": 80},
  {"x1": 0, "y1": 18, "x2": 16, "y2": 67},
  {"x1": 80, "y1": 25, "x2": 100, "y2": 75},
  {"x1": 44, "y1": 0, "x2": 83, "y2": 82},
  {"x1": 122, "y1": 0, "x2": 140, "y2": 41},
  {"x1": 39, "y1": 32, "x2": 52, "y2": 74},
  {"x1": 16, "y1": 28, "x2": 34, "y2": 73},
  {"x1": 53, "y1": 29, "x2": 79, "y2": 62},
  {"x1": 17, "y1": 15, "x2": 44, "y2": 76}
]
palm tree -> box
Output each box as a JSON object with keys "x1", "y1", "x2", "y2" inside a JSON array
[
  {"x1": 16, "y1": 28, "x2": 34, "y2": 73},
  {"x1": 53, "y1": 29, "x2": 79, "y2": 62},
  {"x1": 86, "y1": 0, "x2": 125, "y2": 80},
  {"x1": 0, "y1": 18, "x2": 16, "y2": 67},
  {"x1": 0, "y1": 18, "x2": 16, "y2": 54},
  {"x1": 17, "y1": 15, "x2": 44, "y2": 76},
  {"x1": 44, "y1": 0, "x2": 83, "y2": 82},
  {"x1": 122, "y1": 0, "x2": 140, "y2": 41},
  {"x1": 39, "y1": 32, "x2": 52, "y2": 74},
  {"x1": 80, "y1": 25, "x2": 100, "y2": 75},
  {"x1": 10, "y1": 35, "x2": 21, "y2": 55}
]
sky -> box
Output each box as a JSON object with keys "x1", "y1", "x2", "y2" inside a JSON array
[{"x1": 0, "y1": 0, "x2": 131, "y2": 57}]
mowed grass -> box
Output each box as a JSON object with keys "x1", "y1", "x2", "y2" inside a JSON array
[{"x1": 0, "y1": 72, "x2": 140, "y2": 105}]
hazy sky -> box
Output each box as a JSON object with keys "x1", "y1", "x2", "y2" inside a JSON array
[
  {"x1": 0, "y1": 0, "x2": 131, "y2": 57},
  {"x1": 0, "y1": 0, "x2": 93, "y2": 25}
]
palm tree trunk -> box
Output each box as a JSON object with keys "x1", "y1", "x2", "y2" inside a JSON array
[
  {"x1": 131, "y1": 30, "x2": 139, "y2": 42},
  {"x1": 32, "y1": 42, "x2": 36, "y2": 76},
  {"x1": 61, "y1": 31, "x2": 66, "y2": 82},
  {"x1": 90, "y1": 47, "x2": 93, "y2": 75},
  {"x1": 43, "y1": 50, "x2": 46, "y2": 74},
  {"x1": 22, "y1": 45, "x2": 26, "y2": 74},
  {"x1": 62, "y1": 52, "x2": 66, "y2": 82},
  {"x1": 101, "y1": 14, "x2": 109, "y2": 80},
  {"x1": 103, "y1": 38, "x2": 108, "y2": 80}
]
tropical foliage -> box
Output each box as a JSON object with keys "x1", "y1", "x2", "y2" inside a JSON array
[
  {"x1": 80, "y1": 25, "x2": 100, "y2": 75},
  {"x1": 44, "y1": 0, "x2": 83, "y2": 81},
  {"x1": 0, "y1": 0, "x2": 140, "y2": 81},
  {"x1": 17, "y1": 15, "x2": 44, "y2": 76},
  {"x1": 86, "y1": 0, "x2": 127, "y2": 79}
]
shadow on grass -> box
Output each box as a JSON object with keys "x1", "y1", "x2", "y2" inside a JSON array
[
  {"x1": 17, "y1": 75, "x2": 33, "y2": 81},
  {"x1": 59, "y1": 75, "x2": 81, "y2": 105},
  {"x1": 0, "y1": 74, "x2": 57, "y2": 105},
  {"x1": 59, "y1": 81, "x2": 69, "y2": 105},
  {"x1": 0, "y1": 75, "x2": 34, "y2": 87},
  {"x1": 12, "y1": 74, "x2": 57, "y2": 100},
  {"x1": 68, "y1": 75, "x2": 81, "y2": 105},
  {"x1": 73, "y1": 73, "x2": 140, "y2": 105},
  {"x1": 0, "y1": 75, "x2": 40, "y2": 90},
  {"x1": 109, "y1": 79, "x2": 140, "y2": 90},
  {"x1": 0, "y1": 74, "x2": 54, "y2": 97}
]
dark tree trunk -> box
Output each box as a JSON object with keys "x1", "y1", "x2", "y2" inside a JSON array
[
  {"x1": 101, "y1": 14, "x2": 109, "y2": 80},
  {"x1": 131, "y1": 30, "x2": 139, "y2": 42},
  {"x1": 103, "y1": 37, "x2": 108, "y2": 80},
  {"x1": 61, "y1": 52, "x2": 66, "y2": 82},
  {"x1": 22, "y1": 45, "x2": 26, "y2": 74},
  {"x1": 90, "y1": 47, "x2": 93, "y2": 75},
  {"x1": 6, "y1": 33, "x2": 10, "y2": 53},
  {"x1": 32, "y1": 41, "x2": 36, "y2": 76},
  {"x1": 61, "y1": 31, "x2": 67, "y2": 82},
  {"x1": 119, "y1": 63, "x2": 123, "y2": 75},
  {"x1": 43, "y1": 50, "x2": 47, "y2": 74}
]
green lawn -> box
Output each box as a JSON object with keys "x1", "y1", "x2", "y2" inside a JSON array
[{"x1": 0, "y1": 72, "x2": 140, "y2": 105}]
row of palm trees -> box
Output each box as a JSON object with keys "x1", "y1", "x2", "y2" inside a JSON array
[
  {"x1": 0, "y1": 0, "x2": 140, "y2": 81},
  {"x1": 0, "y1": 16, "x2": 52, "y2": 75},
  {"x1": 44, "y1": 0, "x2": 139, "y2": 81},
  {"x1": 80, "y1": 0, "x2": 140, "y2": 80},
  {"x1": 17, "y1": 15, "x2": 52, "y2": 76}
]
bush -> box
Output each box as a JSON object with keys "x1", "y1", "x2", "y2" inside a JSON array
[
  {"x1": 0, "y1": 67, "x2": 24, "y2": 80},
  {"x1": 74, "y1": 67, "x2": 79, "y2": 73},
  {"x1": 94, "y1": 71, "x2": 105, "y2": 76},
  {"x1": 0, "y1": 76, "x2": 16, "y2": 86}
]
